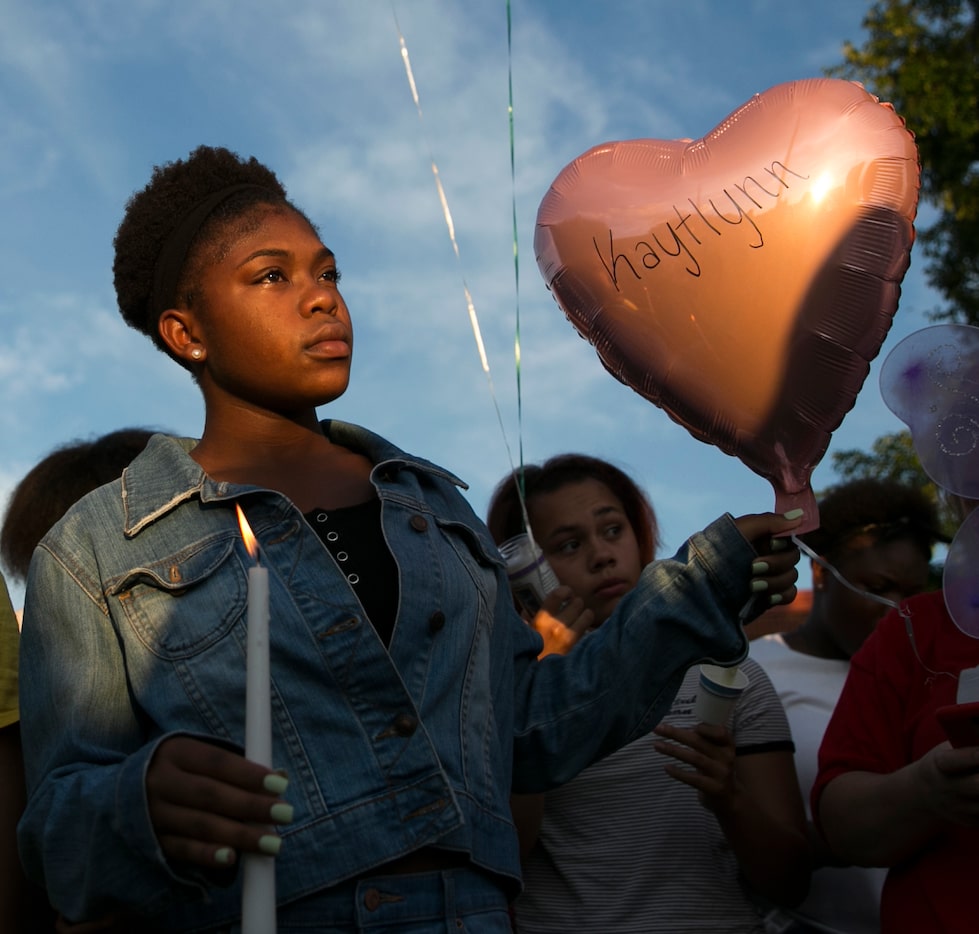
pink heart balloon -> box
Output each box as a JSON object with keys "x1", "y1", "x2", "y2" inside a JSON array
[{"x1": 535, "y1": 78, "x2": 920, "y2": 532}]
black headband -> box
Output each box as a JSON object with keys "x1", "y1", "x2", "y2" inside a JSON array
[
  {"x1": 150, "y1": 183, "x2": 275, "y2": 320},
  {"x1": 813, "y1": 516, "x2": 951, "y2": 556}
]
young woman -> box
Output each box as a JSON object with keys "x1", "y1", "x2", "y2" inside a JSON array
[
  {"x1": 752, "y1": 478, "x2": 944, "y2": 934},
  {"x1": 1, "y1": 428, "x2": 159, "y2": 934},
  {"x1": 487, "y1": 455, "x2": 811, "y2": 933},
  {"x1": 813, "y1": 491, "x2": 979, "y2": 933},
  {"x1": 811, "y1": 323, "x2": 979, "y2": 933},
  {"x1": 1, "y1": 428, "x2": 157, "y2": 587},
  {"x1": 17, "y1": 146, "x2": 802, "y2": 932}
]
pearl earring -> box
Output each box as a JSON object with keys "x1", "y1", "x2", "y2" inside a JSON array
[{"x1": 191, "y1": 348, "x2": 204, "y2": 360}]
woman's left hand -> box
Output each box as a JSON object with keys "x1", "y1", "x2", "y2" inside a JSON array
[
  {"x1": 529, "y1": 586, "x2": 594, "y2": 658},
  {"x1": 656, "y1": 719, "x2": 813, "y2": 907},
  {"x1": 652, "y1": 721, "x2": 739, "y2": 814},
  {"x1": 732, "y1": 512, "x2": 804, "y2": 610}
]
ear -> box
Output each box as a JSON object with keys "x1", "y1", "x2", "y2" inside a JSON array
[{"x1": 158, "y1": 308, "x2": 206, "y2": 364}]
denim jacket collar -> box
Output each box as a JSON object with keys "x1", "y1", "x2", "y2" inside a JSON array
[{"x1": 120, "y1": 420, "x2": 468, "y2": 537}]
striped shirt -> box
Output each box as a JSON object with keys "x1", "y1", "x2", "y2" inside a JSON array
[{"x1": 513, "y1": 657, "x2": 793, "y2": 933}]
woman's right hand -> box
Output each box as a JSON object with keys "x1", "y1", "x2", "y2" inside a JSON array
[
  {"x1": 146, "y1": 736, "x2": 292, "y2": 869},
  {"x1": 529, "y1": 586, "x2": 594, "y2": 658},
  {"x1": 914, "y1": 740, "x2": 979, "y2": 827},
  {"x1": 819, "y1": 742, "x2": 979, "y2": 867}
]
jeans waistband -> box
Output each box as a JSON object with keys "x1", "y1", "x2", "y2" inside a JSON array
[{"x1": 269, "y1": 866, "x2": 511, "y2": 932}]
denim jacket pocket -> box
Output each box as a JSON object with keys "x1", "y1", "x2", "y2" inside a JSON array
[{"x1": 106, "y1": 530, "x2": 246, "y2": 659}]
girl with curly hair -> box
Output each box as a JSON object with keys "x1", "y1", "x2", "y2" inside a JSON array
[{"x1": 17, "y1": 145, "x2": 803, "y2": 932}]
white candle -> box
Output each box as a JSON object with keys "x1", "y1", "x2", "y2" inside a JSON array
[
  {"x1": 236, "y1": 506, "x2": 276, "y2": 934},
  {"x1": 244, "y1": 561, "x2": 271, "y2": 765}
]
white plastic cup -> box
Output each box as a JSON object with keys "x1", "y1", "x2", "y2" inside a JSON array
[
  {"x1": 499, "y1": 533, "x2": 559, "y2": 615},
  {"x1": 694, "y1": 664, "x2": 750, "y2": 725}
]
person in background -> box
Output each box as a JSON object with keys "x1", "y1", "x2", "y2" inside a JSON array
[
  {"x1": 0, "y1": 571, "x2": 50, "y2": 932},
  {"x1": 751, "y1": 478, "x2": 945, "y2": 933},
  {"x1": 812, "y1": 319, "x2": 979, "y2": 934},
  {"x1": 488, "y1": 454, "x2": 811, "y2": 934},
  {"x1": 1, "y1": 428, "x2": 158, "y2": 590},
  {"x1": 1, "y1": 428, "x2": 156, "y2": 934},
  {"x1": 16, "y1": 145, "x2": 803, "y2": 931},
  {"x1": 812, "y1": 491, "x2": 978, "y2": 933}
]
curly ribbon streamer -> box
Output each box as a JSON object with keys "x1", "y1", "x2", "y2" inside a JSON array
[{"x1": 392, "y1": 4, "x2": 538, "y2": 535}]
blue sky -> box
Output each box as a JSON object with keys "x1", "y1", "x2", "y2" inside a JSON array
[{"x1": 0, "y1": 1, "x2": 936, "y2": 606}]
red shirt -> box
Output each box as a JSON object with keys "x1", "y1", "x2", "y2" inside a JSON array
[{"x1": 813, "y1": 590, "x2": 979, "y2": 932}]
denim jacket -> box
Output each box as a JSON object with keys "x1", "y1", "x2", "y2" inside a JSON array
[{"x1": 18, "y1": 421, "x2": 754, "y2": 930}]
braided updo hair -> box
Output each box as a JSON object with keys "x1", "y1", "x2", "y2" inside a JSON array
[{"x1": 112, "y1": 145, "x2": 299, "y2": 359}]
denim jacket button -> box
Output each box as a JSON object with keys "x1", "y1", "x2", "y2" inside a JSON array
[
  {"x1": 363, "y1": 888, "x2": 381, "y2": 911},
  {"x1": 409, "y1": 514, "x2": 428, "y2": 532},
  {"x1": 428, "y1": 611, "x2": 446, "y2": 633},
  {"x1": 392, "y1": 713, "x2": 418, "y2": 736}
]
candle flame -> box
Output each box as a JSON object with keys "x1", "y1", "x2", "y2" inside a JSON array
[{"x1": 236, "y1": 504, "x2": 260, "y2": 561}]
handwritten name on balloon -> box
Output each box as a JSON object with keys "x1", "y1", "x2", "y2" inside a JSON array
[{"x1": 593, "y1": 160, "x2": 810, "y2": 287}]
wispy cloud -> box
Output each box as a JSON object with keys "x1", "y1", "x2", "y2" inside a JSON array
[{"x1": 0, "y1": 0, "x2": 919, "y2": 600}]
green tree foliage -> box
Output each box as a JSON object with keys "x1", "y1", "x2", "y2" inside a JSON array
[
  {"x1": 829, "y1": 0, "x2": 979, "y2": 325},
  {"x1": 829, "y1": 430, "x2": 960, "y2": 540},
  {"x1": 830, "y1": 429, "x2": 928, "y2": 486}
]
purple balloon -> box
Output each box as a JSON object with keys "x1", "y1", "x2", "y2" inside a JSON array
[
  {"x1": 881, "y1": 324, "x2": 979, "y2": 638},
  {"x1": 879, "y1": 324, "x2": 979, "y2": 499},
  {"x1": 944, "y1": 508, "x2": 979, "y2": 638}
]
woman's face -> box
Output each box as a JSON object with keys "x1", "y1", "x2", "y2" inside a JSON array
[
  {"x1": 188, "y1": 206, "x2": 353, "y2": 415},
  {"x1": 815, "y1": 534, "x2": 931, "y2": 658},
  {"x1": 528, "y1": 478, "x2": 643, "y2": 625}
]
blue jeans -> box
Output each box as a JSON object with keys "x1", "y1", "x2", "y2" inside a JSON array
[{"x1": 261, "y1": 869, "x2": 513, "y2": 933}]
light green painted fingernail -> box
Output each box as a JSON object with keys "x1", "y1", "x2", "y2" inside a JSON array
[
  {"x1": 214, "y1": 847, "x2": 234, "y2": 865},
  {"x1": 751, "y1": 579, "x2": 769, "y2": 593},
  {"x1": 783, "y1": 508, "x2": 805, "y2": 520},
  {"x1": 769, "y1": 594, "x2": 783, "y2": 606},
  {"x1": 263, "y1": 773, "x2": 289, "y2": 795},
  {"x1": 270, "y1": 802, "x2": 294, "y2": 824},
  {"x1": 752, "y1": 561, "x2": 769, "y2": 575},
  {"x1": 258, "y1": 835, "x2": 282, "y2": 856}
]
